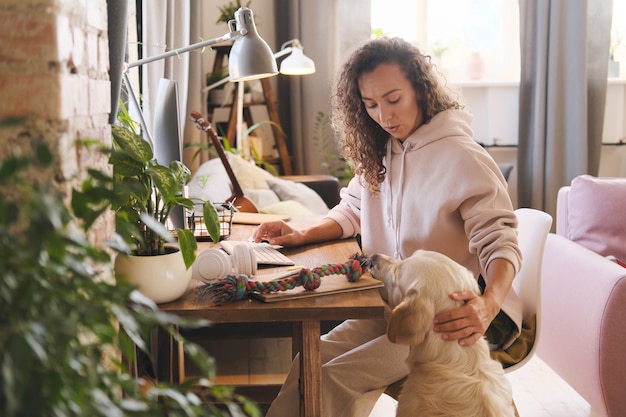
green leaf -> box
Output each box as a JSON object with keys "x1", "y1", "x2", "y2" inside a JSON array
[
  {"x1": 111, "y1": 304, "x2": 149, "y2": 352},
  {"x1": 170, "y1": 160, "x2": 191, "y2": 185},
  {"x1": 177, "y1": 228, "x2": 197, "y2": 270},
  {"x1": 0, "y1": 155, "x2": 27, "y2": 181},
  {"x1": 174, "y1": 196, "x2": 196, "y2": 211},
  {"x1": 111, "y1": 125, "x2": 153, "y2": 163},
  {"x1": 139, "y1": 213, "x2": 175, "y2": 243},
  {"x1": 34, "y1": 142, "x2": 53, "y2": 165},
  {"x1": 109, "y1": 149, "x2": 144, "y2": 177},
  {"x1": 149, "y1": 164, "x2": 178, "y2": 202},
  {"x1": 203, "y1": 201, "x2": 220, "y2": 243}
]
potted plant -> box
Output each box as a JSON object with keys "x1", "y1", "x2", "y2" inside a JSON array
[
  {"x1": 312, "y1": 110, "x2": 354, "y2": 186},
  {"x1": 206, "y1": 65, "x2": 230, "y2": 105},
  {"x1": 105, "y1": 111, "x2": 221, "y2": 304},
  {"x1": 0, "y1": 136, "x2": 260, "y2": 416},
  {"x1": 216, "y1": 0, "x2": 251, "y2": 26}
]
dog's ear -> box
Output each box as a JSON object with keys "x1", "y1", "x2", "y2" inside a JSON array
[{"x1": 387, "y1": 291, "x2": 434, "y2": 345}]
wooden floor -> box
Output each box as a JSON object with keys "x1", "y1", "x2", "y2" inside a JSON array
[
  {"x1": 372, "y1": 355, "x2": 601, "y2": 417},
  {"x1": 506, "y1": 355, "x2": 601, "y2": 417}
]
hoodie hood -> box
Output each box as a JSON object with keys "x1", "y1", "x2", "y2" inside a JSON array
[{"x1": 388, "y1": 109, "x2": 475, "y2": 155}]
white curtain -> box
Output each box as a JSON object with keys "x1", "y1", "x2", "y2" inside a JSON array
[
  {"x1": 517, "y1": 0, "x2": 613, "y2": 218},
  {"x1": 275, "y1": 0, "x2": 371, "y2": 174},
  {"x1": 141, "y1": 0, "x2": 206, "y2": 173}
]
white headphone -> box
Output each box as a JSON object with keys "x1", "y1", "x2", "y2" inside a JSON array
[{"x1": 192, "y1": 244, "x2": 257, "y2": 283}]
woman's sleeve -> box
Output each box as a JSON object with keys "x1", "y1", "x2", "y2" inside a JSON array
[{"x1": 324, "y1": 176, "x2": 363, "y2": 239}]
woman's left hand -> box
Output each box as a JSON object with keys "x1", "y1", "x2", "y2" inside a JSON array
[{"x1": 432, "y1": 291, "x2": 499, "y2": 346}]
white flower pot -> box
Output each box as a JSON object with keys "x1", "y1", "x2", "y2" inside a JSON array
[{"x1": 115, "y1": 247, "x2": 192, "y2": 304}]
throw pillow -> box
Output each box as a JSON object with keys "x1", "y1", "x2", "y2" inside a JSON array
[
  {"x1": 267, "y1": 177, "x2": 330, "y2": 215},
  {"x1": 259, "y1": 200, "x2": 315, "y2": 216},
  {"x1": 186, "y1": 158, "x2": 232, "y2": 203},
  {"x1": 566, "y1": 175, "x2": 626, "y2": 262},
  {"x1": 227, "y1": 153, "x2": 274, "y2": 190},
  {"x1": 243, "y1": 188, "x2": 281, "y2": 208}
]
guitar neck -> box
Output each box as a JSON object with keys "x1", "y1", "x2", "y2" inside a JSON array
[{"x1": 204, "y1": 126, "x2": 246, "y2": 198}]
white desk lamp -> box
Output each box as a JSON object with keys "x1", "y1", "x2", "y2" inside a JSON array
[
  {"x1": 123, "y1": 6, "x2": 277, "y2": 147},
  {"x1": 275, "y1": 39, "x2": 316, "y2": 75},
  {"x1": 203, "y1": 39, "x2": 315, "y2": 92},
  {"x1": 202, "y1": 38, "x2": 315, "y2": 155},
  {"x1": 234, "y1": 38, "x2": 315, "y2": 156}
]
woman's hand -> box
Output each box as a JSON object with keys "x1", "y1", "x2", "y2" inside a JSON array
[
  {"x1": 253, "y1": 218, "x2": 343, "y2": 248},
  {"x1": 252, "y1": 221, "x2": 305, "y2": 247},
  {"x1": 432, "y1": 291, "x2": 500, "y2": 346},
  {"x1": 434, "y1": 258, "x2": 515, "y2": 346}
]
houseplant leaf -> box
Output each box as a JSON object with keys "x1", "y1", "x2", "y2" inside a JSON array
[{"x1": 177, "y1": 228, "x2": 198, "y2": 270}]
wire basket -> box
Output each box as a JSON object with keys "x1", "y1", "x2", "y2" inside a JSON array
[{"x1": 186, "y1": 202, "x2": 234, "y2": 241}]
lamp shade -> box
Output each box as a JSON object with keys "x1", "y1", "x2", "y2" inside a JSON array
[
  {"x1": 279, "y1": 46, "x2": 316, "y2": 75},
  {"x1": 228, "y1": 7, "x2": 278, "y2": 81}
]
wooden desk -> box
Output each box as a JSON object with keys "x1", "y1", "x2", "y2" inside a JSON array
[{"x1": 159, "y1": 223, "x2": 385, "y2": 417}]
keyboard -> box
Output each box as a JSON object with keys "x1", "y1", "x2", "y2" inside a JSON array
[{"x1": 220, "y1": 241, "x2": 295, "y2": 266}]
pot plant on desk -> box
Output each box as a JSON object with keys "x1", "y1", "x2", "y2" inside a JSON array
[{"x1": 109, "y1": 118, "x2": 221, "y2": 304}]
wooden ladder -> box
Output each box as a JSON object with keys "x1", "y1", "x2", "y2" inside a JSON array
[{"x1": 207, "y1": 46, "x2": 293, "y2": 175}]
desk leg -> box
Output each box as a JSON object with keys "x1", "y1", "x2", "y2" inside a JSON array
[
  {"x1": 295, "y1": 320, "x2": 322, "y2": 417},
  {"x1": 156, "y1": 325, "x2": 182, "y2": 384}
]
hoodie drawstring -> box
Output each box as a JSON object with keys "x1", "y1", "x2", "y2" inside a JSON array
[{"x1": 385, "y1": 141, "x2": 410, "y2": 260}]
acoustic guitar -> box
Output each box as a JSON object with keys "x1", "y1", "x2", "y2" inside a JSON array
[{"x1": 190, "y1": 111, "x2": 259, "y2": 213}]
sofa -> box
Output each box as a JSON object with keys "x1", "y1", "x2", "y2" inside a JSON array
[
  {"x1": 537, "y1": 175, "x2": 626, "y2": 417},
  {"x1": 187, "y1": 154, "x2": 340, "y2": 215}
]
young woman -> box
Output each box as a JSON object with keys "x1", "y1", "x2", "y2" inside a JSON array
[{"x1": 254, "y1": 37, "x2": 522, "y2": 417}]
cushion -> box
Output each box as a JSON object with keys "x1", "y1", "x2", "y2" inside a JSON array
[
  {"x1": 259, "y1": 200, "x2": 315, "y2": 216},
  {"x1": 188, "y1": 156, "x2": 331, "y2": 216},
  {"x1": 186, "y1": 158, "x2": 232, "y2": 203},
  {"x1": 227, "y1": 153, "x2": 274, "y2": 190},
  {"x1": 566, "y1": 175, "x2": 626, "y2": 262},
  {"x1": 267, "y1": 177, "x2": 330, "y2": 215},
  {"x1": 243, "y1": 188, "x2": 281, "y2": 208},
  {"x1": 187, "y1": 155, "x2": 277, "y2": 203}
]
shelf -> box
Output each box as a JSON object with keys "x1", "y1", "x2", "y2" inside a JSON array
[
  {"x1": 207, "y1": 100, "x2": 267, "y2": 109},
  {"x1": 205, "y1": 46, "x2": 293, "y2": 175}
]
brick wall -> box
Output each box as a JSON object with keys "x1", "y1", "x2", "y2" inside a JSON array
[{"x1": 0, "y1": 0, "x2": 114, "y2": 243}]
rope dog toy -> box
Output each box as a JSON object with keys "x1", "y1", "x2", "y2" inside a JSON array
[{"x1": 197, "y1": 253, "x2": 372, "y2": 305}]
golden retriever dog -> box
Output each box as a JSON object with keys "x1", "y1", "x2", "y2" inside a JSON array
[{"x1": 369, "y1": 250, "x2": 516, "y2": 417}]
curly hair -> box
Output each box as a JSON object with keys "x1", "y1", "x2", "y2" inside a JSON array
[{"x1": 330, "y1": 37, "x2": 463, "y2": 195}]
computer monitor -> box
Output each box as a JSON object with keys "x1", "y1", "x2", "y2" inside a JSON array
[{"x1": 153, "y1": 78, "x2": 185, "y2": 229}]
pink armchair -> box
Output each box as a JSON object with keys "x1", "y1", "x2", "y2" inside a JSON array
[{"x1": 537, "y1": 175, "x2": 626, "y2": 417}]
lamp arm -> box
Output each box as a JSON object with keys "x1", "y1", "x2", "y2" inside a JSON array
[
  {"x1": 126, "y1": 30, "x2": 246, "y2": 70},
  {"x1": 204, "y1": 77, "x2": 230, "y2": 92},
  {"x1": 272, "y1": 47, "x2": 293, "y2": 60}
]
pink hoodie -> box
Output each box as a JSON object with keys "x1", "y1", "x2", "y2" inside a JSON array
[{"x1": 326, "y1": 109, "x2": 523, "y2": 347}]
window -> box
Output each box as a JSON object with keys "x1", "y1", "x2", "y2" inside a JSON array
[
  {"x1": 611, "y1": 0, "x2": 626, "y2": 78},
  {"x1": 371, "y1": 0, "x2": 520, "y2": 82},
  {"x1": 372, "y1": 0, "x2": 626, "y2": 82},
  {"x1": 370, "y1": 0, "x2": 626, "y2": 149}
]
